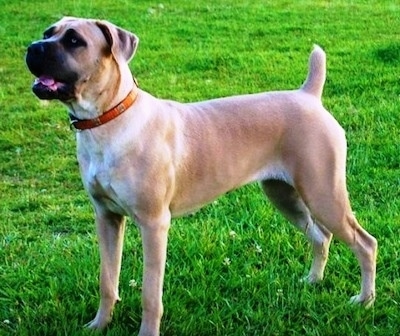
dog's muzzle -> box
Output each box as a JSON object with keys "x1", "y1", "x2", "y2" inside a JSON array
[{"x1": 26, "y1": 41, "x2": 76, "y2": 101}]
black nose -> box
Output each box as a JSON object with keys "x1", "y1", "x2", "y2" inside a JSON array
[
  {"x1": 26, "y1": 42, "x2": 48, "y2": 76},
  {"x1": 27, "y1": 42, "x2": 45, "y2": 56}
]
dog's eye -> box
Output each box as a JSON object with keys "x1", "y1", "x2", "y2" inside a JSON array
[
  {"x1": 62, "y1": 30, "x2": 87, "y2": 49},
  {"x1": 66, "y1": 36, "x2": 85, "y2": 48}
]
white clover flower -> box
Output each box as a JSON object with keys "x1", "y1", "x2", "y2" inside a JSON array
[
  {"x1": 129, "y1": 279, "x2": 138, "y2": 288},
  {"x1": 223, "y1": 257, "x2": 231, "y2": 266}
]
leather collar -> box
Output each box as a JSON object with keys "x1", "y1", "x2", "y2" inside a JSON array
[{"x1": 69, "y1": 89, "x2": 138, "y2": 130}]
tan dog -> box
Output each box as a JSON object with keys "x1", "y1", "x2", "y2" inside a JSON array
[{"x1": 26, "y1": 17, "x2": 377, "y2": 336}]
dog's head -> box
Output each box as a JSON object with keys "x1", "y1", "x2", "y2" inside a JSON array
[{"x1": 26, "y1": 17, "x2": 139, "y2": 102}]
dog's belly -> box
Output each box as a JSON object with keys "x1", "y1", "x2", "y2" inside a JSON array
[{"x1": 170, "y1": 162, "x2": 292, "y2": 217}]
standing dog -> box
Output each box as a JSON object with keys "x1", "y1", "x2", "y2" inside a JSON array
[{"x1": 26, "y1": 17, "x2": 377, "y2": 336}]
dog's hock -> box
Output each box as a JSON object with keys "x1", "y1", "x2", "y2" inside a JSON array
[{"x1": 96, "y1": 20, "x2": 139, "y2": 62}]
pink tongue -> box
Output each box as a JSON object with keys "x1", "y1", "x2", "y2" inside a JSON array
[
  {"x1": 39, "y1": 76, "x2": 56, "y2": 86},
  {"x1": 37, "y1": 76, "x2": 59, "y2": 91}
]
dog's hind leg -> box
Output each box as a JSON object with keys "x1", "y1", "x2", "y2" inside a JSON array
[
  {"x1": 300, "y1": 183, "x2": 377, "y2": 307},
  {"x1": 261, "y1": 179, "x2": 333, "y2": 283},
  {"x1": 86, "y1": 210, "x2": 126, "y2": 330}
]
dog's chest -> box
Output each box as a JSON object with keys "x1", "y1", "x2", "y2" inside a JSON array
[{"x1": 80, "y1": 152, "x2": 128, "y2": 215}]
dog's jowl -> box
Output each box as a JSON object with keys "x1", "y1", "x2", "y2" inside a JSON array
[{"x1": 26, "y1": 17, "x2": 377, "y2": 336}]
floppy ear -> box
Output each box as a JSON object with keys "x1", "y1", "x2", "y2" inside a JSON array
[{"x1": 96, "y1": 20, "x2": 139, "y2": 62}]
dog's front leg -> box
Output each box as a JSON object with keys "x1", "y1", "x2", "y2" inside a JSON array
[
  {"x1": 138, "y1": 211, "x2": 171, "y2": 336},
  {"x1": 86, "y1": 209, "x2": 126, "y2": 330}
]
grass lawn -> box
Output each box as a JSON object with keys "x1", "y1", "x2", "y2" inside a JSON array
[{"x1": 1, "y1": 0, "x2": 399, "y2": 335}]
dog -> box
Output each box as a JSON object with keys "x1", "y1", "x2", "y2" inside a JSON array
[{"x1": 26, "y1": 17, "x2": 377, "y2": 336}]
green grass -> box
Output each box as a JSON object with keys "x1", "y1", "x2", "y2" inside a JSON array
[{"x1": 1, "y1": 0, "x2": 400, "y2": 335}]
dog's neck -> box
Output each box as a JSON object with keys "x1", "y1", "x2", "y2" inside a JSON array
[
  {"x1": 66, "y1": 61, "x2": 137, "y2": 123},
  {"x1": 65, "y1": 71, "x2": 138, "y2": 130},
  {"x1": 69, "y1": 87, "x2": 138, "y2": 130}
]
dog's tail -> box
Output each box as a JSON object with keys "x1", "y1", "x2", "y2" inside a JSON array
[{"x1": 300, "y1": 45, "x2": 326, "y2": 99}]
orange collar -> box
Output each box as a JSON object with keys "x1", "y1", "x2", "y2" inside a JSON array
[{"x1": 69, "y1": 90, "x2": 138, "y2": 130}]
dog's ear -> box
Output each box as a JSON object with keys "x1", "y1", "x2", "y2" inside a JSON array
[{"x1": 96, "y1": 20, "x2": 139, "y2": 62}]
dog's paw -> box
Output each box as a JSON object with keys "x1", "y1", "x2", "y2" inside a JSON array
[
  {"x1": 84, "y1": 314, "x2": 111, "y2": 331},
  {"x1": 349, "y1": 293, "x2": 375, "y2": 309},
  {"x1": 300, "y1": 273, "x2": 323, "y2": 284}
]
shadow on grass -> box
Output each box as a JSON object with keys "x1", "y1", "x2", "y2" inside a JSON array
[{"x1": 374, "y1": 43, "x2": 400, "y2": 64}]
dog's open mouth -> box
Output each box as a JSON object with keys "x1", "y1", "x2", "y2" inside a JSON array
[
  {"x1": 34, "y1": 76, "x2": 64, "y2": 91},
  {"x1": 32, "y1": 75, "x2": 74, "y2": 101}
]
